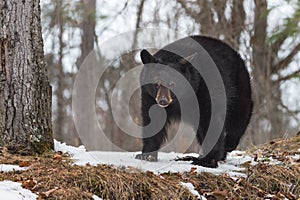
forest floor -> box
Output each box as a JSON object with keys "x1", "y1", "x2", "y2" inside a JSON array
[{"x1": 0, "y1": 134, "x2": 299, "y2": 200}]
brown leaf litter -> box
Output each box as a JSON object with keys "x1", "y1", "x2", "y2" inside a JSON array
[{"x1": 0, "y1": 134, "x2": 299, "y2": 199}]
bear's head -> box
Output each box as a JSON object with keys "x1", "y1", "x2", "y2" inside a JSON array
[{"x1": 140, "y1": 49, "x2": 199, "y2": 108}]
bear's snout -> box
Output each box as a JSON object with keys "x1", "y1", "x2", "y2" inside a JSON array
[
  {"x1": 155, "y1": 86, "x2": 173, "y2": 107},
  {"x1": 157, "y1": 97, "x2": 169, "y2": 107}
]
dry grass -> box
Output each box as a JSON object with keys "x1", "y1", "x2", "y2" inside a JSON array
[
  {"x1": 0, "y1": 150, "x2": 194, "y2": 199},
  {"x1": 0, "y1": 135, "x2": 299, "y2": 199},
  {"x1": 162, "y1": 135, "x2": 300, "y2": 199}
]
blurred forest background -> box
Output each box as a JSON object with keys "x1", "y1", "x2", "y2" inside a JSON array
[{"x1": 41, "y1": 0, "x2": 300, "y2": 152}]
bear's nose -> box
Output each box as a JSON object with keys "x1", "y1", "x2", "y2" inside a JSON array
[{"x1": 157, "y1": 97, "x2": 169, "y2": 107}]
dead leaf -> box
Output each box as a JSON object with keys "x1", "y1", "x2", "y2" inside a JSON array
[
  {"x1": 189, "y1": 167, "x2": 197, "y2": 174},
  {"x1": 22, "y1": 179, "x2": 37, "y2": 190},
  {"x1": 204, "y1": 190, "x2": 228, "y2": 200},
  {"x1": 241, "y1": 160, "x2": 251, "y2": 167},
  {"x1": 53, "y1": 154, "x2": 62, "y2": 161},
  {"x1": 40, "y1": 187, "x2": 58, "y2": 198},
  {"x1": 18, "y1": 161, "x2": 31, "y2": 167},
  {"x1": 286, "y1": 192, "x2": 297, "y2": 200},
  {"x1": 254, "y1": 149, "x2": 263, "y2": 161}
]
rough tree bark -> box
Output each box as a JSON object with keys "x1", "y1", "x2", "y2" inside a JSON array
[{"x1": 0, "y1": 0, "x2": 53, "y2": 153}]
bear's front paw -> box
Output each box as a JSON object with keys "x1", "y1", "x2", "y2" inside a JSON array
[
  {"x1": 174, "y1": 156, "x2": 198, "y2": 162},
  {"x1": 192, "y1": 158, "x2": 218, "y2": 168},
  {"x1": 135, "y1": 153, "x2": 157, "y2": 162}
]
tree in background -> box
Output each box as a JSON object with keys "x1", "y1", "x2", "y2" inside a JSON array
[
  {"x1": 43, "y1": 0, "x2": 69, "y2": 143},
  {"x1": 42, "y1": 0, "x2": 97, "y2": 146},
  {"x1": 77, "y1": 0, "x2": 96, "y2": 67},
  {"x1": 161, "y1": 0, "x2": 300, "y2": 146},
  {"x1": 41, "y1": 0, "x2": 300, "y2": 150},
  {"x1": 0, "y1": 0, "x2": 53, "y2": 153}
]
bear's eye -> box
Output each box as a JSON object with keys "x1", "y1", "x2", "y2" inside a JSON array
[{"x1": 155, "y1": 81, "x2": 161, "y2": 89}]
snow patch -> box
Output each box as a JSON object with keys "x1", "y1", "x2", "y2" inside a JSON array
[
  {"x1": 54, "y1": 140, "x2": 253, "y2": 177},
  {"x1": 0, "y1": 164, "x2": 28, "y2": 172},
  {"x1": 290, "y1": 154, "x2": 300, "y2": 161},
  {"x1": 180, "y1": 182, "x2": 205, "y2": 199},
  {"x1": 54, "y1": 140, "x2": 86, "y2": 156},
  {"x1": 0, "y1": 180, "x2": 37, "y2": 200},
  {"x1": 92, "y1": 194, "x2": 103, "y2": 200}
]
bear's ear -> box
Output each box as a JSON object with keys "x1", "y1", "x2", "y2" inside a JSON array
[
  {"x1": 178, "y1": 52, "x2": 198, "y2": 65},
  {"x1": 140, "y1": 49, "x2": 157, "y2": 64}
]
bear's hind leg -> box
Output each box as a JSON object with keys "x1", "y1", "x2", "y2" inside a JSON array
[
  {"x1": 224, "y1": 100, "x2": 253, "y2": 152},
  {"x1": 192, "y1": 132, "x2": 226, "y2": 168},
  {"x1": 175, "y1": 129, "x2": 226, "y2": 168}
]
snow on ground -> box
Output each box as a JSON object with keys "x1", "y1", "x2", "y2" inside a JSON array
[
  {"x1": 92, "y1": 194, "x2": 103, "y2": 200},
  {"x1": 1, "y1": 140, "x2": 295, "y2": 199},
  {"x1": 0, "y1": 166, "x2": 34, "y2": 199},
  {"x1": 0, "y1": 180, "x2": 37, "y2": 200},
  {"x1": 0, "y1": 164, "x2": 28, "y2": 172},
  {"x1": 180, "y1": 182, "x2": 204, "y2": 199},
  {"x1": 54, "y1": 140, "x2": 255, "y2": 177}
]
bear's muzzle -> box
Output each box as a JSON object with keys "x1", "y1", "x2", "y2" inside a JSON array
[{"x1": 155, "y1": 86, "x2": 173, "y2": 107}]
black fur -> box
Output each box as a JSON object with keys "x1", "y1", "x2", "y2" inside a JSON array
[{"x1": 135, "y1": 35, "x2": 253, "y2": 168}]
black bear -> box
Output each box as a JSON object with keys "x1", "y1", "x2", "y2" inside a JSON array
[{"x1": 135, "y1": 35, "x2": 253, "y2": 168}]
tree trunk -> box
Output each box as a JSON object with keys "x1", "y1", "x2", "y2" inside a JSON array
[
  {"x1": 251, "y1": 0, "x2": 286, "y2": 143},
  {"x1": 0, "y1": 0, "x2": 53, "y2": 153},
  {"x1": 73, "y1": 0, "x2": 96, "y2": 147},
  {"x1": 78, "y1": 0, "x2": 96, "y2": 66},
  {"x1": 53, "y1": 0, "x2": 65, "y2": 143}
]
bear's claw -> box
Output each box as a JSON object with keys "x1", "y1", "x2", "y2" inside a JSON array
[
  {"x1": 191, "y1": 158, "x2": 218, "y2": 168},
  {"x1": 174, "y1": 156, "x2": 198, "y2": 162},
  {"x1": 175, "y1": 156, "x2": 218, "y2": 168},
  {"x1": 135, "y1": 153, "x2": 158, "y2": 162}
]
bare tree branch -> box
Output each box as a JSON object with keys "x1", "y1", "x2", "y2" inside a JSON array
[
  {"x1": 212, "y1": 0, "x2": 230, "y2": 40},
  {"x1": 132, "y1": 0, "x2": 145, "y2": 49},
  {"x1": 276, "y1": 68, "x2": 300, "y2": 82},
  {"x1": 98, "y1": 1, "x2": 129, "y2": 34},
  {"x1": 135, "y1": 0, "x2": 145, "y2": 29},
  {"x1": 271, "y1": 36, "x2": 286, "y2": 56},
  {"x1": 176, "y1": 0, "x2": 200, "y2": 20},
  {"x1": 279, "y1": 102, "x2": 300, "y2": 123},
  {"x1": 229, "y1": 0, "x2": 246, "y2": 48},
  {"x1": 275, "y1": 43, "x2": 300, "y2": 71}
]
